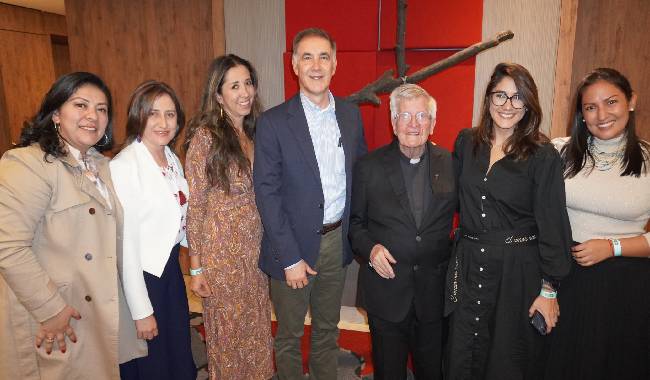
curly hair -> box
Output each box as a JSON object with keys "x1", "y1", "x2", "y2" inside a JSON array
[
  {"x1": 184, "y1": 54, "x2": 262, "y2": 194},
  {"x1": 473, "y1": 62, "x2": 548, "y2": 160},
  {"x1": 16, "y1": 72, "x2": 113, "y2": 160}
]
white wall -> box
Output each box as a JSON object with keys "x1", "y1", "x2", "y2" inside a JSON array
[{"x1": 224, "y1": 0, "x2": 285, "y2": 110}]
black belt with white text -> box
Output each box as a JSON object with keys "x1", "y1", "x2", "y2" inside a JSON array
[{"x1": 444, "y1": 226, "x2": 538, "y2": 316}]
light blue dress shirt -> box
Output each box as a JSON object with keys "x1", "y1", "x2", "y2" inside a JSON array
[{"x1": 300, "y1": 91, "x2": 346, "y2": 225}]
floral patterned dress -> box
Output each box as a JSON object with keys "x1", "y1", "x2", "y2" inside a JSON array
[{"x1": 186, "y1": 127, "x2": 273, "y2": 380}]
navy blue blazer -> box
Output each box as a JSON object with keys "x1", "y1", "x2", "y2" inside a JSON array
[{"x1": 254, "y1": 94, "x2": 367, "y2": 280}]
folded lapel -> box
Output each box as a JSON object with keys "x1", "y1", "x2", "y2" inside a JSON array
[
  {"x1": 427, "y1": 142, "x2": 444, "y2": 194},
  {"x1": 419, "y1": 142, "x2": 447, "y2": 228},
  {"x1": 335, "y1": 98, "x2": 355, "y2": 178},
  {"x1": 286, "y1": 95, "x2": 321, "y2": 181},
  {"x1": 383, "y1": 141, "x2": 416, "y2": 227},
  {"x1": 60, "y1": 151, "x2": 111, "y2": 211}
]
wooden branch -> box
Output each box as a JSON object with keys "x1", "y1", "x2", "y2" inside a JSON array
[
  {"x1": 346, "y1": 30, "x2": 515, "y2": 105},
  {"x1": 395, "y1": 0, "x2": 409, "y2": 78}
]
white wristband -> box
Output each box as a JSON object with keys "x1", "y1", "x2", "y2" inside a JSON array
[{"x1": 609, "y1": 238, "x2": 622, "y2": 257}]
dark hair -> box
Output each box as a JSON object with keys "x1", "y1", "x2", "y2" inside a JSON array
[
  {"x1": 473, "y1": 62, "x2": 548, "y2": 160},
  {"x1": 124, "y1": 80, "x2": 185, "y2": 151},
  {"x1": 292, "y1": 27, "x2": 336, "y2": 54},
  {"x1": 17, "y1": 72, "x2": 113, "y2": 159},
  {"x1": 561, "y1": 67, "x2": 648, "y2": 178},
  {"x1": 184, "y1": 54, "x2": 262, "y2": 194}
]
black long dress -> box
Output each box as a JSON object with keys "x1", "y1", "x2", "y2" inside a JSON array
[{"x1": 445, "y1": 129, "x2": 572, "y2": 380}]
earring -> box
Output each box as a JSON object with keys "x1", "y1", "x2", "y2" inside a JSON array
[
  {"x1": 629, "y1": 108, "x2": 635, "y2": 112},
  {"x1": 220, "y1": 107, "x2": 223, "y2": 118},
  {"x1": 582, "y1": 118, "x2": 586, "y2": 123},
  {"x1": 97, "y1": 134, "x2": 110, "y2": 147},
  {"x1": 54, "y1": 122, "x2": 60, "y2": 132}
]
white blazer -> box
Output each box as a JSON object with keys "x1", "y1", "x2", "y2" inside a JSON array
[{"x1": 110, "y1": 141, "x2": 189, "y2": 320}]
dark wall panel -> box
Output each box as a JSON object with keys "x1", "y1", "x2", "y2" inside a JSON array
[
  {"x1": 0, "y1": 3, "x2": 66, "y2": 154},
  {"x1": 65, "y1": 0, "x2": 224, "y2": 150},
  {"x1": 570, "y1": 0, "x2": 649, "y2": 141},
  {"x1": 0, "y1": 30, "x2": 56, "y2": 152}
]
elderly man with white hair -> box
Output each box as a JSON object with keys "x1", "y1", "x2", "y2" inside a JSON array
[{"x1": 349, "y1": 84, "x2": 457, "y2": 380}]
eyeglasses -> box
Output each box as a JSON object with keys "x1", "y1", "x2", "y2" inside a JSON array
[
  {"x1": 394, "y1": 111, "x2": 432, "y2": 125},
  {"x1": 489, "y1": 91, "x2": 525, "y2": 109}
]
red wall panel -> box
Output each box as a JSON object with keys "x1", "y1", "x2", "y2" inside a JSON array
[
  {"x1": 285, "y1": 0, "x2": 379, "y2": 52},
  {"x1": 379, "y1": 0, "x2": 483, "y2": 49},
  {"x1": 284, "y1": 0, "x2": 483, "y2": 151}
]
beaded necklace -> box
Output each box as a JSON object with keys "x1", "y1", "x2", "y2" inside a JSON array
[{"x1": 588, "y1": 135, "x2": 625, "y2": 171}]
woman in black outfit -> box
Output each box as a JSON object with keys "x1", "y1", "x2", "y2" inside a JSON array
[{"x1": 444, "y1": 62, "x2": 572, "y2": 380}]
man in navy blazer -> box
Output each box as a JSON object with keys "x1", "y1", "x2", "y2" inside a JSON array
[{"x1": 253, "y1": 27, "x2": 367, "y2": 380}]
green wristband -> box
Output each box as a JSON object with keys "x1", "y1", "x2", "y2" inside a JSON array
[{"x1": 540, "y1": 289, "x2": 557, "y2": 299}]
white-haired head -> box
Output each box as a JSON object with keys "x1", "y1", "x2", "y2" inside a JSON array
[{"x1": 389, "y1": 84, "x2": 437, "y2": 121}]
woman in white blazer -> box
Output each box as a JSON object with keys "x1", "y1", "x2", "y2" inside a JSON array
[{"x1": 110, "y1": 81, "x2": 195, "y2": 380}]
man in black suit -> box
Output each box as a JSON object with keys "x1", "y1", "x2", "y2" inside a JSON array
[
  {"x1": 349, "y1": 84, "x2": 456, "y2": 380},
  {"x1": 254, "y1": 28, "x2": 367, "y2": 380}
]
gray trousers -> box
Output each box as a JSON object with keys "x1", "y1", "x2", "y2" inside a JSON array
[{"x1": 270, "y1": 226, "x2": 346, "y2": 380}]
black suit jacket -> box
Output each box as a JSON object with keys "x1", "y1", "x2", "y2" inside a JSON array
[
  {"x1": 349, "y1": 140, "x2": 457, "y2": 322},
  {"x1": 254, "y1": 94, "x2": 367, "y2": 280}
]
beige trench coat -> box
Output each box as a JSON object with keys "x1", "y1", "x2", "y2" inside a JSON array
[{"x1": 0, "y1": 145, "x2": 147, "y2": 380}]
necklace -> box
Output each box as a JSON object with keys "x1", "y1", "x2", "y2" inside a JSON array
[{"x1": 588, "y1": 135, "x2": 624, "y2": 171}]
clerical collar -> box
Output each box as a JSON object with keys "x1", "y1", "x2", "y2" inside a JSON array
[{"x1": 399, "y1": 146, "x2": 427, "y2": 165}]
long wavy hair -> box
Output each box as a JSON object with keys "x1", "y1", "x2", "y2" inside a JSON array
[
  {"x1": 473, "y1": 62, "x2": 548, "y2": 160},
  {"x1": 16, "y1": 72, "x2": 113, "y2": 160},
  {"x1": 560, "y1": 68, "x2": 648, "y2": 178},
  {"x1": 184, "y1": 54, "x2": 262, "y2": 194},
  {"x1": 123, "y1": 80, "x2": 185, "y2": 152}
]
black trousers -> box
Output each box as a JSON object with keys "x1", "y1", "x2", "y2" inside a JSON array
[
  {"x1": 368, "y1": 303, "x2": 443, "y2": 380},
  {"x1": 119, "y1": 244, "x2": 196, "y2": 380}
]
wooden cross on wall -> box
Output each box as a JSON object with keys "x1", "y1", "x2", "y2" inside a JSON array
[{"x1": 346, "y1": 0, "x2": 513, "y2": 105}]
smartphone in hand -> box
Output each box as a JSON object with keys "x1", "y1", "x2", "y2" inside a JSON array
[{"x1": 530, "y1": 310, "x2": 547, "y2": 335}]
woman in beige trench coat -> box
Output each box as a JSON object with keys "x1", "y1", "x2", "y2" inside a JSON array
[{"x1": 0, "y1": 72, "x2": 146, "y2": 380}]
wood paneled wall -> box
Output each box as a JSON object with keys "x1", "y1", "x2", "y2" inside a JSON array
[
  {"x1": 0, "y1": 69, "x2": 9, "y2": 152},
  {"x1": 0, "y1": 3, "x2": 67, "y2": 154},
  {"x1": 51, "y1": 36, "x2": 72, "y2": 78},
  {"x1": 551, "y1": 0, "x2": 650, "y2": 140},
  {"x1": 65, "y1": 0, "x2": 225, "y2": 150}
]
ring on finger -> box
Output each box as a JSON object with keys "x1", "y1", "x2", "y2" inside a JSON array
[{"x1": 46, "y1": 337, "x2": 55, "y2": 343}]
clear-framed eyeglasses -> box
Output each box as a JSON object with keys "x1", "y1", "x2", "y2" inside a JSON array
[
  {"x1": 489, "y1": 91, "x2": 525, "y2": 109},
  {"x1": 394, "y1": 111, "x2": 432, "y2": 125}
]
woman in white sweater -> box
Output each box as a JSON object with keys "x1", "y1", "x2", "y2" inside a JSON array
[
  {"x1": 545, "y1": 68, "x2": 650, "y2": 380},
  {"x1": 110, "y1": 81, "x2": 195, "y2": 380}
]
